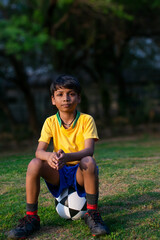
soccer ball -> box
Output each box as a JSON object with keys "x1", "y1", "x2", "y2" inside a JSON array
[{"x1": 55, "y1": 187, "x2": 87, "y2": 220}]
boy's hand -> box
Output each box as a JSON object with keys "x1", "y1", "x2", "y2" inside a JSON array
[
  {"x1": 56, "y1": 149, "x2": 68, "y2": 170},
  {"x1": 47, "y1": 152, "x2": 60, "y2": 169}
]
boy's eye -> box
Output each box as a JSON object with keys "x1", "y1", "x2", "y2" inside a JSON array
[{"x1": 70, "y1": 92, "x2": 75, "y2": 96}]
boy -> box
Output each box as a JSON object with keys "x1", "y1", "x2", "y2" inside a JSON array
[{"x1": 7, "y1": 75, "x2": 110, "y2": 239}]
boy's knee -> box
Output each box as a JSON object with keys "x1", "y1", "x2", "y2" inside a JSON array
[
  {"x1": 27, "y1": 158, "x2": 43, "y2": 175},
  {"x1": 79, "y1": 156, "x2": 96, "y2": 172}
]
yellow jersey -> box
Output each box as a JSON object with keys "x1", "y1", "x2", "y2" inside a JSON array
[{"x1": 38, "y1": 111, "x2": 99, "y2": 165}]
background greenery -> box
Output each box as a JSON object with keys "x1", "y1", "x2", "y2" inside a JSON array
[
  {"x1": 1, "y1": 0, "x2": 160, "y2": 141},
  {"x1": 0, "y1": 135, "x2": 160, "y2": 239}
]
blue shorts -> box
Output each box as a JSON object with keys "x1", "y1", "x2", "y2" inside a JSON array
[{"x1": 45, "y1": 164, "x2": 86, "y2": 198}]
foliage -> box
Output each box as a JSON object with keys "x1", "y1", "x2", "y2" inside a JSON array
[
  {"x1": 0, "y1": 16, "x2": 48, "y2": 57},
  {"x1": 0, "y1": 0, "x2": 160, "y2": 133}
]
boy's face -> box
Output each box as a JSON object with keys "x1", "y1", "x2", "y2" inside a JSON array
[{"x1": 51, "y1": 88, "x2": 81, "y2": 113}]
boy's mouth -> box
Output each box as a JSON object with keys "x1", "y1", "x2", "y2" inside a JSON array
[{"x1": 61, "y1": 104, "x2": 71, "y2": 107}]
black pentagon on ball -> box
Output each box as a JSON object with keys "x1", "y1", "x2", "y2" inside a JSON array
[
  {"x1": 60, "y1": 196, "x2": 68, "y2": 207},
  {"x1": 55, "y1": 187, "x2": 87, "y2": 220},
  {"x1": 81, "y1": 201, "x2": 87, "y2": 211},
  {"x1": 68, "y1": 186, "x2": 76, "y2": 195},
  {"x1": 69, "y1": 208, "x2": 80, "y2": 218},
  {"x1": 55, "y1": 199, "x2": 58, "y2": 207}
]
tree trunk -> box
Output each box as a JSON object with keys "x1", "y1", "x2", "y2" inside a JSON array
[
  {"x1": 0, "y1": 99, "x2": 16, "y2": 130},
  {"x1": 112, "y1": 40, "x2": 128, "y2": 116},
  {"x1": 114, "y1": 65, "x2": 127, "y2": 116},
  {"x1": 9, "y1": 55, "x2": 39, "y2": 136}
]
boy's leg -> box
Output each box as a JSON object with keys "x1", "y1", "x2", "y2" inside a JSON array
[
  {"x1": 76, "y1": 156, "x2": 98, "y2": 208},
  {"x1": 76, "y1": 156, "x2": 110, "y2": 236},
  {"x1": 26, "y1": 158, "x2": 60, "y2": 205},
  {"x1": 7, "y1": 158, "x2": 59, "y2": 239}
]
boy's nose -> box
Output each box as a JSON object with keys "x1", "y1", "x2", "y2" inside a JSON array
[{"x1": 63, "y1": 94, "x2": 70, "y2": 101}]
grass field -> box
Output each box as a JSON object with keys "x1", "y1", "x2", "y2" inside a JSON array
[{"x1": 0, "y1": 135, "x2": 160, "y2": 239}]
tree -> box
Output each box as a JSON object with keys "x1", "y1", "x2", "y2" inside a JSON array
[
  {"x1": 0, "y1": 0, "x2": 160, "y2": 135},
  {"x1": 0, "y1": 2, "x2": 50, "y2": 134}
]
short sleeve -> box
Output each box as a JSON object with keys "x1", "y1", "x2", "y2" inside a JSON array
[
  {"x1": 83, "y1": 116, "x2": 99, "y2": 141},
  {"x1": 38, "y1": 118, "x2": 53, "y2": 144}
]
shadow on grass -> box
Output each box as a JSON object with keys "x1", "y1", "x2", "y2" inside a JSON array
[
  {"x1": 2, "y1": 191, "x2": 160, "y2": 240},
  {"x1": 100, "y1": 191, "x2": 160, "y2": 234},
  {"x1": 24, "y1": 191, "x2": 160, "y2": 239}
]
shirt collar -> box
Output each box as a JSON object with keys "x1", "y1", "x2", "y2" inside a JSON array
[{"x1": 56, "y1": 111, "x2": 80, "y2": 128}]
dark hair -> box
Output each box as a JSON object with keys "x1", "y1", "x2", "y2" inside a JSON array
[{"x1": 50, "y1": 74, "x2": 81, "y2": 95}]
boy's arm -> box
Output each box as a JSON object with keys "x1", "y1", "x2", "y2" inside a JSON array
[
  {"x1": 35, "y1": 141, "x2": 60, "y2": 169},
  {"x1": 66, "y1": 138, "x2": 95, "y2": 160},
  {"x1": 35, "y1": 138, "x2": 95, "y2": 170},
  {"x1": 57, "y1": 138, "x2": 95, "y2": 169}
]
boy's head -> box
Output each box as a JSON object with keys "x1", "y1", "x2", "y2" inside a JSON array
[{"x1": 50, "y1": 74, "x2": 81, "y2": 96}]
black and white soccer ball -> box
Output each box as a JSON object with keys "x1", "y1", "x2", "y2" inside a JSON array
[{"x1": 55, "y1": 187, "x2": 87, "y2": 220}]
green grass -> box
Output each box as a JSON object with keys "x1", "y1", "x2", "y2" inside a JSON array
[{"x1": 1, "y1": 135, "x2": 160, "y2": 239}]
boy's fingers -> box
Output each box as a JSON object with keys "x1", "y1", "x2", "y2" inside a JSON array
[
  {"x1": 58, "y1": 152, "x2": 65, "y2": 160},
  {"x1": 53, "y1": 153, "x2": 59, "y2": 160},
  {"x1": 50, "y1": 162, "x2": 58, "y2": 170},
  {"x1": 57, "y1": 159, "x2": 66, "y2": 169},
  {"x1": 48, "y1": 158, "x2": 59, "y2": 169},
  {"x1": 57, "y1": 149, "x2": 64, "y2": 157},
  {"x1": 58, "y1": 149, "x2": 64, "y2": 153}
]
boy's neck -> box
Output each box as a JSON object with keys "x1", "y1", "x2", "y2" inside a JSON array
[{"x1": 59, "y1": 110, "x2": 77, "y2": 126}]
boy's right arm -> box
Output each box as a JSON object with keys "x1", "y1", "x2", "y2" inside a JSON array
[{"x1": 35, "y1": 141, "x2": 59, "y2": 169}]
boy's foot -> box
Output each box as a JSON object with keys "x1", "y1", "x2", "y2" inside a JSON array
[
  {"x1": 7, "y1": 215, "x2": 40, "y2": 239},
  {"x1": 84, "y1": 210, "x2": 110, "y2": 236}
]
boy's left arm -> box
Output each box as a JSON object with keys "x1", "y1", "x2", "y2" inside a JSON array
[{"x1": 56, "y1": 138, "x2": 95, "y2": 170}]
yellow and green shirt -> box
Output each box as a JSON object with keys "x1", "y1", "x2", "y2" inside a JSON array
[{"x1": 39, "y1": 111, "x2": 99, "y2": 165}]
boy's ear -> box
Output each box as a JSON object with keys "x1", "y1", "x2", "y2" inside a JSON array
[{"x1": 51, "y1": 95, "x2": 56, "y2": 105}]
